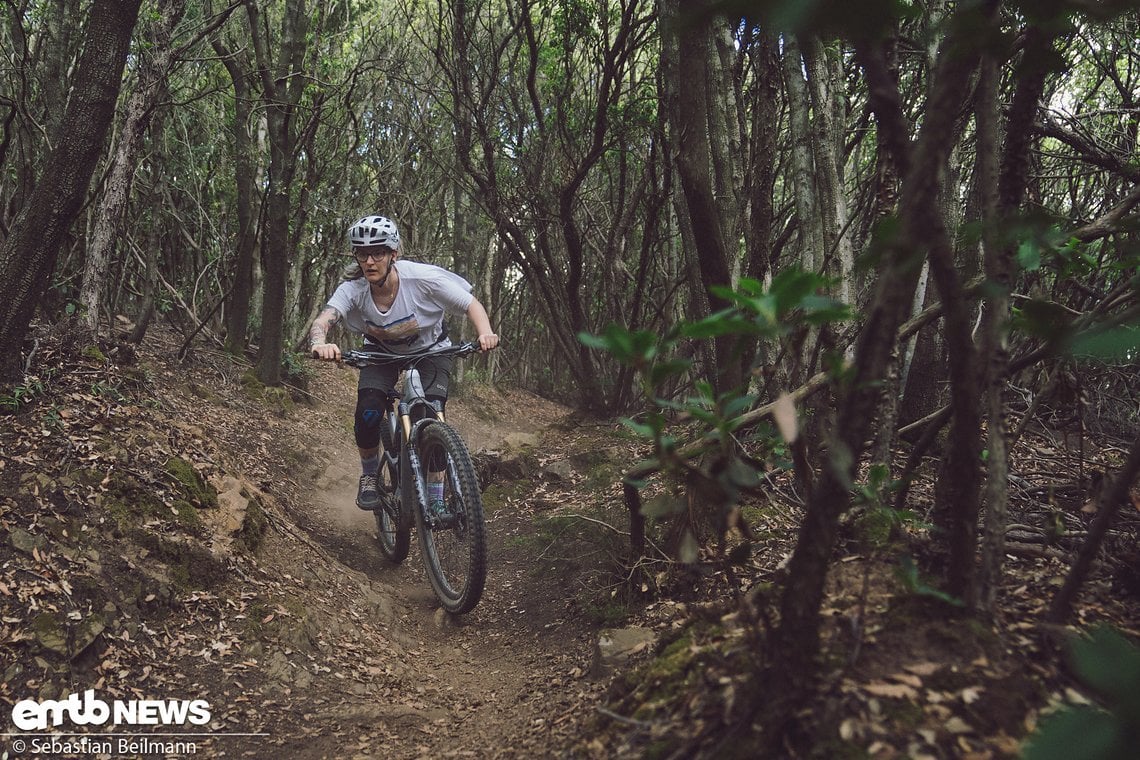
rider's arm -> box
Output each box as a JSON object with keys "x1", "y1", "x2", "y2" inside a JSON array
[
  {"x1": 466, "y1": 298, "x2": 499, "y2": 351},
  {"x1": 309, "y1": 306, "x2": 343, "y2": 360}
]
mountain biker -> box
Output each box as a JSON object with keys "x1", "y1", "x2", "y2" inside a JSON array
[{"x1": 308, "y1": 214, "x2": 499, "y2": 511}]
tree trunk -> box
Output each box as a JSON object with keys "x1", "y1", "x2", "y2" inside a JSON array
[
  {"x1": 0, "y1": 0, "x2": 143, "y2": 382},
  {"x1": 927, "y1": 194, "x2": 983, "y2": 601},
  {"x1": 802, "y1": 35, "x2": 855, "y2": 308},
  {"x1": 248, "y1": 0, "x2": 308, "y2": 385},
  {"x1": 128, "y1": 216, "x2": 161, "y2": 344},
  {"x1": 213, "y1": 29, "x2": 259, "y2": 355},
  {"x1": 974, "y1": 31, "x2": 1006, "y2": 615},
  {"x1": 978, "y1": 24, "x2": 1061, "y2": 611},
  {"x1": 745, "y1": 31, "x2": 779, "y2": 288},
  {"x1": 772, "y1": 3, "x2": 988, "y2": 697},
  {"x1": 671, "y1": 0, "x2": 742, "y2": 393},
  {"x1": 781, "y1": 35, "x2": 826, "y2": 384},
  {"x1": 79, "y1": 0, "x2": 187, "y2": 333}
]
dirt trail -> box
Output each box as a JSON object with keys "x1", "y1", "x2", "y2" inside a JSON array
[{"x1": 262, "y1": 369, "x2": 607, "y2": 758}]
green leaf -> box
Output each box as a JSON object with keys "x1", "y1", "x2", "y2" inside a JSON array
[
  {"x1": 722, "y1": 393, "x2": 758, "y2": 419},
  {"x1": 680, "y1": 312, "x2": 764, "y2": 339},
  {"x1": 681, "y1": 406, "x2": 719, "y2": 425},
  {"x1": 724, "y1": 457, "x2": 761, "y2": 489},
  {"x1": 641, "y1": 494, "x2": 685, "y2": 519},
  {"x1": 1022, "y1": 705, "x2": 1127, "y2": 760},
  {"x1": 1069, "y1": 625, "x2": 1140, "y2": 708},
  {"x1": 578, "y1": 330, "x2": 612, "y2": 350},
  {"x1": 768, "y1": 268, "x2": 822, "y2": 313},
  {"x1": 1018, "y1": 240, "x2": 1042, "y2": 271},
  {"x1": 606, "y1": 325, "x2": 634, "y2": 358},
  {"x1": 895, "y1": 556, "x2": 965, "y2": 607},
  {"x1": 708, "y1": 284, "x2": 760, "y2": 307},
  {"x1": 620, "y1": 418, "x2": 658, "y2": 439},
  {"x1": 1068, "y1": 324, "x2": 1140, "y2": 362},
  {"x1": 647, "y1": 358, "x2": 693, "y2": 386},
  {"x1": 1013, "y1": 299, "x2": 1073, "y2": 339},
  {"x1": 866, "y1": 463, "x2": 890, "y2": 489}
]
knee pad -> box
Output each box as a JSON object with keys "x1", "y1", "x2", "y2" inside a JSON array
[{"x1": 354, "y1": 388, "x2": 387, "y2": 449}]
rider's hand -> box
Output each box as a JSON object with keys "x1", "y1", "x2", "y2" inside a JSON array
[
  {"x1": 311, "y1": 342, "x2": 342, "y2": 361},
  {"x1": 477, "y1": 333, "x2": 499, "y2": 351}
]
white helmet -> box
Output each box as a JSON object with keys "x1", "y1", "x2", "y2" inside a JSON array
[{"x1": 348, "y1": 215, "x2": 400, "y2": 249}]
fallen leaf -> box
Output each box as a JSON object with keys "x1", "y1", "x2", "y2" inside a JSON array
[
  {"x1": 864, "y1": 682, "x2": 918, "y2": 699},
  {"x1": 889, "y1": 672, "x2": 923, "y2": 688},
  {"x1": 904, "y1": 662, "x2": 941, "y2": 677},
  {"x1": 944, "y1": 716, "x2": 973, "y2": 734},
  {"x1": 773, "y1": 392, "x2": 798, "y2": 443},
  {"x1": 991, "y1": 731, "x2": 1022, "y2": 754}
]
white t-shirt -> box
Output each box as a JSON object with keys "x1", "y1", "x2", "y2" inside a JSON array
[{"x1": 326, "y1": 260, "x2": 474, "y2": 352}]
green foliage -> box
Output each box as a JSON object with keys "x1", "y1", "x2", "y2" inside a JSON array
[
  {"x1": 164, "y1": 457, "x2": 218, "y2": 511},
  {"x1": 850, "y1": 463, "x2": 925, "y2": 550},
  {"x1": 281, "y1": 351, "x2": 315, "y2": 384},
  {"x1": 894, "y1": 556, "x2": 964, "y2": 607},
  {"x1": 579, "y1": 270, "x2": 849, "y2": 443},
  {"x1": 1008, "y1": 222, "x2": 1140, "y2": 361},
  {"x1": 580, "y1": 269, "x2": 851, "y2": 552},
  {"x1": 1023, "y1": 626, "x2": 1140, "y2": 760},
  {"x1": 89, "y1": 380, "x2": 127, "y2": 403},
  {"x1": 711, "y1": 0, "x2": 918, "y2": 41},
  {"x1": 0, "y1": 375, "x2": 48, "y2": 413},
  {"x1": 1069, "y1": 322, "x2": 1140, "y2": 362}
]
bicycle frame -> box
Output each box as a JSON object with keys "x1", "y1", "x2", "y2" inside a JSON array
[{"x1": 346, "y1": 342, "x2": 478, "y2": 528}]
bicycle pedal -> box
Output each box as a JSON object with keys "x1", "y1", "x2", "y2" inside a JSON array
[{"x1": 427, "y1": 512, "x2": 456, "y2": 530}]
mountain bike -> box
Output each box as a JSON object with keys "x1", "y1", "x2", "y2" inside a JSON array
[{"x1": 342, "y1": 341, "x2": 487, "y2": 614}]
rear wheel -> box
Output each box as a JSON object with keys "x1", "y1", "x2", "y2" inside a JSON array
[
  {"x1": 375, "y1": 453, "x2": 410, "y2": 563},
  {"x1": 414, "y1": 421, "x2": 487, "y2": 614}
]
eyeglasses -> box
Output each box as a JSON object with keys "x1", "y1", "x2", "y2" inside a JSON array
[{"x1": 352, "y1": 247, "x2": 395, "y2": 263}]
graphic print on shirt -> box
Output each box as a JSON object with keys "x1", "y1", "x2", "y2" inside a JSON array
[{"x1": 364, "y1": 313, "x2": 419, "y2": 346}]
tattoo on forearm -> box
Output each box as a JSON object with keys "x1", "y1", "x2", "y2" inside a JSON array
[{"x1": 310, "y1": 307, "x2": 341, "y2": 344}]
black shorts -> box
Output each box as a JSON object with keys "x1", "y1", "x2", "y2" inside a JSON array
[{"x1": 359, "y1": 354, "x2": 453, "y2": 402}]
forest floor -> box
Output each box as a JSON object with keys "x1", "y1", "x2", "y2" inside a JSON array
[{"x1": 1, "y1": 326, "x2": 1138, "y2": 759}]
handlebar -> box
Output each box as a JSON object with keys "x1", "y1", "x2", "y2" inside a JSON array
[{"x1": 341, "y1": 341, "x2": 482, "y2": 368}]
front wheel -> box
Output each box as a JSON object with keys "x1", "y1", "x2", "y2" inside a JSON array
[
  {"x1": 414, "y1": 421, "x2": 487, "y2": 614},
  {"x1": 375, "y1": 453, "x2": 410, "y2": 563}
]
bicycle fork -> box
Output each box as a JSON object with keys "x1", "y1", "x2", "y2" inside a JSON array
[{"x1": 392, "y1": 395, "x2": 448, "y2": 530}]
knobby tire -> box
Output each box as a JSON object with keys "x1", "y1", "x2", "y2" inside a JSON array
[
  {"x1": 414, "y1": 421, "x2": 487, "y2": 614},
  {"x1": 375, "y1": 452, "x2": 410, "y2": 563}
]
